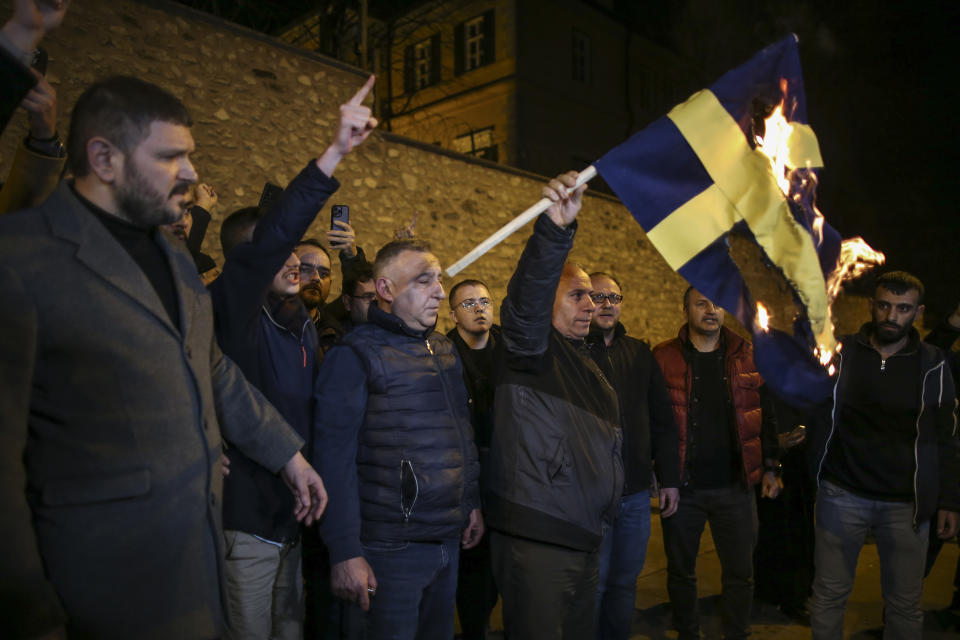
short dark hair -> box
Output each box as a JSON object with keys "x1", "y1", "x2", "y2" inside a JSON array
[
  {"x1": 876, "y1": 271, "x2": 925, "y2": 304},
  {"x1": 589, "y1": 271, "x2": 621, "y2": 290},
  {"x1": 449, "y1": 279, "x2": 490, "y2": 308},
  {"x1": 296, "y1": 238, "x2": 330, "y2": 260},
  {"x1": 682, "y1": 285, "x2": 696, "y2": 309},
  {"x1": 67, "y1": 76, "x2": 193, "y2": 177},
  {"x1": 220, "y1": 207, "x2": 262, "y2": 255},
  {"x1": 373, "y1": 239, "x2": 433, "y2": 278},
  {"x1": 342, "y1": 261, "x2": 374, "y2": 298}
]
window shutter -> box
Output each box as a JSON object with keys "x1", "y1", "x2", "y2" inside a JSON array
[
  {"x1": 403, "y1": 44, "x2": 414, "y2": 94},
  {"x1": 482, "y1": 9, "x2": 495, "y2": 66},
  {"x1": 454, "y1": 22, "x2": 465, "y2": 75},
  {"x1": 430, "y1": 33, "x2": 442, "y2": 85}
]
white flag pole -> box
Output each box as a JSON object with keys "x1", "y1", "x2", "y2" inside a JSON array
[{"x1": 445, "y1": 165, "x2": 598, "y2": 277}]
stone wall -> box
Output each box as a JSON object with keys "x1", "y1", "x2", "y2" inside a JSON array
[{"x1": 0, "y1": 0, "x2": 869, "y2": 345}]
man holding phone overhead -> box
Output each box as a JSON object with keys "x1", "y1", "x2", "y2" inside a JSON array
[
  {"x1": 208, "y1": 75, "x2": 377, "y2": 639},
  {"x1": 294, "y1": 203, "x2": 371, "y2": 361}
]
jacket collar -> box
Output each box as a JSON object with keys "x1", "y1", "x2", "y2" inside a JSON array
[
  {"x1": 677, "y1": 323, "x2": 744, "y2": 358},
  {"x1": 368, "y1": 301, "x2": 434, "y2": 339},
  {"x1": 854, "y1": 322, "x2": 920, "y2": 356},
  {"x1": 43, "y1": 182, "x2": 198, "y2": 338},
  {"x1": 263, "y1": 292, "x2": 311, "y2": 337},
  {"x1": 446, "y1": 324, "x2": 500, "y2": 352},
  {"x1": 586, "y1": 321, "x2": 626, "y2": 348}
]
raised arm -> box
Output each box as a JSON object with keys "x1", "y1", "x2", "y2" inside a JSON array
[
  {"x1": 210, "y1": 76, "x2": 377, "y2": 334},
  {"x1": 0, "y1": 0, "x2": 71, "y2": 134},
  {"x1": 500, "y1": 172, "x2": 586, "y2": 356}
]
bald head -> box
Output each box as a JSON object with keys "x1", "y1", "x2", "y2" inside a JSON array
[{"x1": 552, "y1": 262, "x2": 596, "y2": 339}]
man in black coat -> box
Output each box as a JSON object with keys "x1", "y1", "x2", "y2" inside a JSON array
[
  {"x1": 484, "y1": 172, "x2": 624, "y2": 640},
  {"x1": 447, "y1": 278, "x2": 501, "y2": 640},
  {"x1": 587, "y1": 271, "x2": 679, "y2": 640},
  {"x1": 0, "y1": 75, "x2": 325, "y2": 639}
]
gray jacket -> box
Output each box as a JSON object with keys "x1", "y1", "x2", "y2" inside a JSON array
[{"x1": 0, "y1": 183, "x2": 303, "y2": 639}]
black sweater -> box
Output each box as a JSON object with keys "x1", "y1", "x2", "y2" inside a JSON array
[{"x1": 587, "y1": 323, "x2": 680, "y2": 494}]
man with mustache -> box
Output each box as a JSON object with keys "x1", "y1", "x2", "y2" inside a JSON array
[
  {"x1": 312, "y1": 238, "x2": 483, "y2": 639},
  {"x1": 0, "y1": 75, "x2": 325, "y2": 638},
  {"x1": 208, "y1": 75, "x2": 377, "y2": 639},
  {"x1": 483, "y1": 172, "x2": 624, "y2": 640},
  {"x1": 808, "y1": 271, "x2": 960, "y2": 639},
  {"x1": 294, "y1": 222, "x2": 368, "y2": 361},
  {"x1": 587, "y1": 272, "x2": 680, "y2": 640},
  {"x1": 653, "y1": 287, "x2": 780, "y2": 640}
]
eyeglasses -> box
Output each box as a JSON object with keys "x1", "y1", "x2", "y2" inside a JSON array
[
  {"x1": 298, "y1": 264, "x2": 331, "y2": 279},
  {"x1": 589, "y1": 292, "x2": 623, "y2": 305},
  {"x1": 456, "y1": 297, "x2": 491, "y2": 312}
]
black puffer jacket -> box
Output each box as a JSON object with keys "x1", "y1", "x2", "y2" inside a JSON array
[
  {"x1": 315, "y1": 303, "x2": 480, "y2": 564},
  {"x1": 484, "y1": 214, "x2": 624, "y2": 552}
]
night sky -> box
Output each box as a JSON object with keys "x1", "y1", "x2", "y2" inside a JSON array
[{"x1": 628, "y1": 0, "x2": 960, "y2": 322}]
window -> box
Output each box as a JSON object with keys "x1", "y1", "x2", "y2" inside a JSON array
[
  {"x1": 465, "y1": 17, "x2": 484, "y2": 71},
  {"x1": 414, "y1": 40, "x2": 431, "y2": 90},
  {"x1": 403, "y1": 34, "x2": 441, "y2": 94},
  {"x1": 453, "y1": 127, "x2": 498, "y2": 161},
  {"x1": 572, "y1": 30, "x2": 591, "y2": 83},
  {"x1": 455, "y1": 10, "x2": 495, "y2": 75}
]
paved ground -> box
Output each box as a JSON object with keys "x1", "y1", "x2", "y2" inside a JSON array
[{"x1": 474, "y1": 505, "x2": 960, "y2": 638}]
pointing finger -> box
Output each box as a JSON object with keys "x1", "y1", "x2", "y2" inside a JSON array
[{"x1": 348, "y1": 74, "x2": 376, "y2": 106}]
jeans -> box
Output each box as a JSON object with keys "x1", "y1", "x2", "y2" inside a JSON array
[
  {"x1": 810, "y1": 480, "x2": 929, "y2": 640},
  {"x1": 661, "y1": 484, "x2": 757, "y2": 640},
  {"x1": 595, "y1": 490, "x2": 651, "y2": 640},
  {"x1": 223, "y1": 530, "x2": 302, "y2": 640},
  {"x1": 490, "y1": 530, "x2": 598, "y2": 640},
  {"x1": 361, "y1": 538, "x2": 460, "y2": 640}
]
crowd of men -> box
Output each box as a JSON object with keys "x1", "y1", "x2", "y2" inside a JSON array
[{"x1": 1, "y1": 2, "x2": 959, "y2": 640}]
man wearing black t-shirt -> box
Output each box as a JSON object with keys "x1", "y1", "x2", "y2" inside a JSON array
[
  {"x1": 446, "y1": 278, "x2": 500, "y2": 640},
  {"x1": 809, "y1": 272, "x2": 960, "y2": 639},
  {"x1": 653, "y1": 287, "x2": 779, "y2": 640}
]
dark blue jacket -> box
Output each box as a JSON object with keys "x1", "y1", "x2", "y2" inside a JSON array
[
  {"x1": 209, "y1": 161, "x2": 339, "y2": 542},
  {"x1": 314, "y1": 303, "x2": 481, "y2": 564}
]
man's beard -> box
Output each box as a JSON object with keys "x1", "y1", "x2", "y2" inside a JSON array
[
  {"x1": 299, "y1": 285, "x2": 325, "y2": 309},
  {"x1": 116, "y1": 160, "x2": 190, "y2": 228},
  {"x1": 874, "y1": 320, "x2": 911, "y2": 345}
]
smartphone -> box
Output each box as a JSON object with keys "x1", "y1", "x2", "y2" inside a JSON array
[
  {"x1": 32, "y1": 48, "x2": 48, "y2": 75},
  {"x1": 331, "y1": 204, "x2": 349, "y2": 230},
  {"x1": 258, "y1": 182, "x2": 284, "y2": 215}
]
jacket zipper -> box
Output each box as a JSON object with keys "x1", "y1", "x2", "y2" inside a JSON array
[
  {"x1": 874, "y1": 342, "x2": 927, "y2": 526},
  {"x1": 261, "y1": 305, "x2": 312, "y2": 368},
  {"x1": 821, "y1": 346, "x2": 946, "y2": 528},
  {"x1": 816, "y1": 351, "x2": 845, "y2": 486}
]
